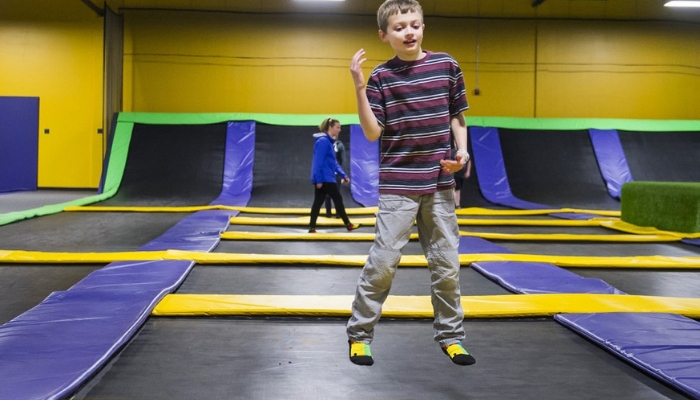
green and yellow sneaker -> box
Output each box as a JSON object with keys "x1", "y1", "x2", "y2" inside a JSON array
[
  {"x1": 348, "y1": 340, "x2": 374, "y2": 366},
  {"x1": 442, "y1": 342, "x2": 476, "y2": 366}
]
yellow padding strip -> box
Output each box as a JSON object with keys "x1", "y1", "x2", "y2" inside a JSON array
[
  {"x1": 221, "y1": 230, "x2": 680, "y2": 242},
  {"x1": 459, "y1": 231, "x2": 680, "y2": 242},
  {"x1": 66, "y1": 205, "x2": 619, "y2": 218},
  {"x1": 3, "y1": 250, "x2": 700, "y2": 268},
  {"x1": 230, "y1": 216, "x2": 377, "y2": 226},
  {"x1": 65, "y1": 205, "x2": 377, "y2": 215},
  {"x1": 229, "y1": 216, "x2": 615, "y2": 227},
  {"x1": 152, "y1": 293, "x2": 700, "y2": 319},
  {"x1": 65, "y1": 205, "x2": 230, "y2": 213},
  {"x1": 220, "y1": 231, "x2": 415, "y2": 241},
  {"x1": 457, "y1": 207, "x2": 620, "y2": 217},
  {"x1": 456, "y1": 218, "x2": 614, "y2": 227},
  {"x1": 600, "y1": 219, "x2": 700, "y2": 239}
]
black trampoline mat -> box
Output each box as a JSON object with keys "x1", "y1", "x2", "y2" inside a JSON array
[
  {"x1": 0, "y1": 264, "x2": 102, "y2": 325},
  {"x1": 572, "y1": 268, "x2": 700, "y2": 298},
  {"x1": 100, "y1": 123, "x2": 228, "y2": 206},
  {"x1": 176, "y1": 266, "x2": 509, "y2": 296},
  {"x1": 0, "y1": 212, "x2": 190, "y2": 252},
  {"x1": 249, "y1": 123, "x2": 360, "y2": 208},
  {"x1": 77, "y1": 318, "x2": 687, "y2": 400},
  {"x1": 496, "y1": 240, "x2": 700, "y2": 258},
  {"x1": 618, "y1": 130, "x2": 700, "y2": 182},
  {"x1": 499, "y1": 129, "x2": 620, "y2": 210}
]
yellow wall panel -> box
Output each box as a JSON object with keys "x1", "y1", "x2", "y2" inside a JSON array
[
  {"x1": 123, "y1": 11, "x2": 699, "y2": 119},
  {"x1": 2, "y1": 2, "x2": 699, "y2": 189},
  {"x1": 124, "y1": 11, "x2": 391, "y2": 114},
  {"x1": 0, "y1": 20, "x2": 104, "y2": 188},
  {"x1": 536, "y1": 20, "x2": 700, "y2": 119}
]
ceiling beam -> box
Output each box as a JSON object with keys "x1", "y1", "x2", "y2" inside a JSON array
[{"x1": 79, "y1": 0, "x2": 105, "y2": 16}]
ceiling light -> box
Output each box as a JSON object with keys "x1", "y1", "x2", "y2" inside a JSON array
[
  {"x1": 294, "y1": 0, "x2": 345, "y2": 2},
  {"x1": 664, "y1": 1, "x2": 700, "y2": 7}
]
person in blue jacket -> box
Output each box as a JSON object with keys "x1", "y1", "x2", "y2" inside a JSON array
[
  {"x1": 312, "y1": 130, "x2": 346, "y2": 218},
  {"x1": 309, "y1": 117, "x2": 359, "y2": 233}
]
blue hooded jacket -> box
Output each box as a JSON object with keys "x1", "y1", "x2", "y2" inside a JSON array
[{"x1": 311, "y1": 132, "x2": 347, "y2": 184}]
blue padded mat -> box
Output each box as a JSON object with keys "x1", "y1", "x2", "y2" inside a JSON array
[
  {"x1": 556, "y1": 313, "x2": 700, "y2": 399},
  {"x1": 459, "y1": 236, "x2": 513, "y2": 254},
  {"x1": 474, "y1": 261, "x2": 624, "y2": 294},
  {"x1": 213, "y1": 121, "x2": 255, "y2": 206},
  {"x1": 470, "y1": 126, "x2": 598, "y2": 220},
  {"x1": 461, "y1": 236, "x2": 621, "y2": 295},
  {"x1": 0, "y1": 120, "x2": 255, "y2": 399},
  {"x1": 349, "y1": 124, "x2": 379, "y2": 207},
  {"x1": 139, "y1": 210, "x2": 235, "y2": 252},
  {"x1": 0, "y1": 260, "x2": 194, "y2": 400},
  {"x1": 588, "y1": 129, "x2": 632, "y2": 199}
]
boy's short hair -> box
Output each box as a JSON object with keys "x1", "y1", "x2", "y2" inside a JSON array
[{"x1": 377, "y1": 0, "x2": 424, "y2": 33}]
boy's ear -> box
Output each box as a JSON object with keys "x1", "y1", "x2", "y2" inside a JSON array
[{"x1": 378, "y1": 29, "x2": 388, "y2": 42}]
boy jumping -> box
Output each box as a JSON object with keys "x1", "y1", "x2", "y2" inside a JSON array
[{"x1": 346, "y1": 0, "x2": 475, "y2": 367}]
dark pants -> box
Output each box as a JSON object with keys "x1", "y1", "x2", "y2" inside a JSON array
[
  {"x1": 324, "y1": 175, "x2": 343, "y2": 216},
  {"x1": 310, "y1": 182, "x2": 350, "y2": 229}
]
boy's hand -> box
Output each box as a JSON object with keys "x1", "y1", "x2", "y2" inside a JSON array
[
  {"x1": 440, "y1": 159, "x2": 465, "y2": 173},
  {"x1": 350, "y1": 49, "x2": 367, "y2": 91}
]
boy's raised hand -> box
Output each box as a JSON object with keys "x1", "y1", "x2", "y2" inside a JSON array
[{"x1": 350, "y1": 49, "x2": 367, "y2": 90}]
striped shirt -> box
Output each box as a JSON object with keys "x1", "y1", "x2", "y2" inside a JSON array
[{"x1": 367, "y1": 51, "x2": 469, "y2": 195}]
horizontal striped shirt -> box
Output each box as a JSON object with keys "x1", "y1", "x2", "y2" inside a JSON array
[{"x1": 367, "y1": 51, "x2": 469, "y2": 195}]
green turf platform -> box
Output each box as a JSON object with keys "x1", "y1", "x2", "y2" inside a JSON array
[{"x1": 622, "y1": 181, "x2": 700, "y2": 233}]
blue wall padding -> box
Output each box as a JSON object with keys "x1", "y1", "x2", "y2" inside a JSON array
[
  {"x1": 350, "y1": 124, "x2": 379, "y2": 207},
  {"x1": 460, "y1": 237, "x2": 621, "y2": 294},
  {"x1": 212, "y1": 121, "x2": 255, "y2": 206},
  {"x1": 555, "y1": 313, "x2": 700, "y2": 399},
  {"x1": 0, "y1": 119, "x2": 251, "y2": 399},
  {"x1": 138, "y1": 210, "x2": 234, "y2": 252},
  {"x1": 470, "y1": 126, "x2": 598, "y2": 220},
  {"x1": 588, "y1": 129, "x2": 633, "y2": 199},
  {"x1": 470, "y1": 126, "x2": 546, "y2": 210},
  {"x1": 0, "y1": 260, "x2": 194, "y2": 400},
  {"x1": 0, "y1": 96, "x2": 39, "y2": 193}
]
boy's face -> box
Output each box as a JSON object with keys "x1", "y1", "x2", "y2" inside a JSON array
[{"x1": 379, "y1": 11, "x2": 425, "y2": 61}]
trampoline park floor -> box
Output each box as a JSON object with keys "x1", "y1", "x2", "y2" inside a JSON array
[{"x1": 1, "y1": 120, "x2": 700, "y2": 400}]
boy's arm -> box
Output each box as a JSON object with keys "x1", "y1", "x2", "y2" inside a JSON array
[
  {"x1": 440, "y1": 113, "x2": 469, "y2": 173},
  {"x1": 351, "y1": 49, "x2": 382, "y2": 142},
  {"x1": 451, "y1": 113, "x2": 469, "y2": 164}
]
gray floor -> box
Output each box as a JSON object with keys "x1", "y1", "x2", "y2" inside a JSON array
[{"x1": 0, "y1": 189, "x2": 96, "y2": 213}]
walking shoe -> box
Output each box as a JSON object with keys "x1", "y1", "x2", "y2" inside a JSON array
[
  {"x1": 308, "y1": 228, "x2": 316, "y2": 233},
  {"x1": 325, "y1": 213, "x2": 332, "y2": 218},
  {"x1": 348, "y1": 340, "x2": 374, "y2": 366},
  {"x1": 346, "y1": 223, "x2": 360, "y2": 231},
  {"x1": 442, "y1": 342, "x2": 476, "y2": 366}
]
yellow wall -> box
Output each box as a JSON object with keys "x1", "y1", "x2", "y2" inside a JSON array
[
  {"x1": 124, "y1": 10, "x2": 700, "y2": 120},
  {"x1": 0, "y1": 13, "x2": 104, "y2": 188},
  {"x1": 536, "y1": 20, "x2": 700, "y2": 119},
  {"x1": 2, "y1": 6, "x2": 700, "y2": 190}
]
